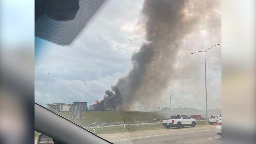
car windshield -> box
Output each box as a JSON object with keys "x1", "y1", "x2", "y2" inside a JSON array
[{"x1": 35, "y1": 0, "x2": 221, "y2": 143}]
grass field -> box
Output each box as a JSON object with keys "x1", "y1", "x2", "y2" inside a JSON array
[
  {"x1": 34, "y1": 119, "x2": 210, "y2": 137},
  {"x1": 57, "y1": 111, "x2": 165, "y2": 125},
  {"x1": 34, "y1": 111, "x2": 210, "y2": 137},
  {"x1": 56, "y1": 111, "x2": 210, "y2": 125},
  {"x1": 196, "y1": 120, "x2": 208, "y2": 125}
]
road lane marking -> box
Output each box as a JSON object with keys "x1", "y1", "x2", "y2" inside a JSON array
[
  {"x1": 102, "y1": 129, "x2": 216, "y2": 140},
  {"x1": 106, "y1": 129, "x2": 217, "y2": 142},
  {"x1": 123, "y1": 139, "x2": 127, "y2": 140},
  {"x1": 121, "y1": 129, "x2": 216, "y2": 139},
  {"x1": 215, "y1": 137, "x2": 219, "y2": 138},
  {"x1": 99, "y1": 127, "x2": 216, "y2": 140}
]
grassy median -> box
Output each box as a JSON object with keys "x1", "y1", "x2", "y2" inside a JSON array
[
  {"x1": 34, "y1": 111, "x2": 210, "y2": 137},
  {"x1": 57, "y1": 111, "x2": 164, "y2": 125},
  {"x1": 34, "y1": 121, "x2": 210, "y2": 137},
  {"x1": 196, "y1": 120, "x2": 209, "y2": 125}
]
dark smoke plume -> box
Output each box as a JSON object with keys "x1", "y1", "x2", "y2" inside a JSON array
[{"x1": 97, "y1": 0, "x2": 220, "y2": 111}]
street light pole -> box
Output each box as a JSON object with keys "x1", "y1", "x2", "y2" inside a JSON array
[
  {"x1": 191, "y1": 44, "x2": 220, "y2": 124},
  {"x1": 204, "y1": 55, "x2": 208, "y2": 124},
  {"x1": 170, "y1": 94, "x2": 174, "y2": 110}
]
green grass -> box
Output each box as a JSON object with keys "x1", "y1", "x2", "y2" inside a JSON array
[
  {"x1": 196, "y1": 120, "x2": 209, "y2": 125},
  {"x1": 57, "y1": 111, "x2": 165, "y2": 125},
  {"x1": 34, "y1": 115, "x2": 209, "y2": 137},
  {"x1": 57, "y1": 111, "x2": 211, "y2": 126}
]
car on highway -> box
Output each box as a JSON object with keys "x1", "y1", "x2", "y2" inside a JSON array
[
  {"x1": 209, "y1": 114, "x2": 221, "y2": 125},
  {"x1": 162, "y1": 115, "x2": 196, "y2": 129},
  {"x1": 216, "y1": 117, "x2": 222, "y2": 136}
]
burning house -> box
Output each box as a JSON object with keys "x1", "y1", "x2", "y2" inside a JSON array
[
  {"x1": 88, "y1": 89, "x2": 122, "y2": 111},
  {"x1": 89, "y1": 100, "x2": 113, "y2": 111},
  {"x1": 89, "y1": 100, "x2": 99, "y2": 111}
]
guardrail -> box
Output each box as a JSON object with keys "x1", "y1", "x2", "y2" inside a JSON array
[{"x1": 83, "y1": 120, "x2": 161, "y2": 129}]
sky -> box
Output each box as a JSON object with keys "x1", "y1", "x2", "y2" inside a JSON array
[
  {"x1": 35, "y1": 0, "x2": 221, "y2": 110},
  {"x1": 1, "y1": 0, "x2": 34, "y2": 50}
]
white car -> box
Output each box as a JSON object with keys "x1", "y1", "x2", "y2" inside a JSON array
[
  {"x1": 162, "y1": 115, "x2": 196, "y2": 129},
  {"x1": 209, "y1": 114, "x2": 221, "y2": 125},
  {"x1": 216, "y1": 118, "x2": 222, "y2": 136}
]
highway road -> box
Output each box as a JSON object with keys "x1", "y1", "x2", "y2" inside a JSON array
[{"x1": 99, "y1": 125, "x2": 221, "y2": 144}]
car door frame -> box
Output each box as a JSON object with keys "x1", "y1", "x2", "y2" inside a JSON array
[
  {"x1": 181, "y1": 115, "x2": 188, "y2": 125},
  {"x1": 35, "y1": 103, "x2": 112, "y2": 144}
]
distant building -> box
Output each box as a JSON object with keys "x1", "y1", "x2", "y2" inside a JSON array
[
  {"x1": 62, "y1": 104, "x2": 71, "y2": 111},
  {"x1": 46, "y1": 102, "x2": 88, "y2": 112},
  {"x1": 171, "y1": 107, "x2": 199, "y2": 111},
  {"x1": 71, "y1": 102, "x2": 88, "y2": 111},
  {"x1": 161, "y1": 107, "x2": 171, "y2": 111},
  {"x1": 46, "y1": 103, "x2": 66, "y2": 112},
  {"x1": 208, "y1": 109, "x2": 222, "y2": 111},
  {"x1": 190, "y1": 115, "x2": 202, "y2": 120}
]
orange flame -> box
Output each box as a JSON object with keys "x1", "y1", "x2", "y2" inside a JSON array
[{"x1": 93, "y1": 100, "x2": 99, "y2": 105}]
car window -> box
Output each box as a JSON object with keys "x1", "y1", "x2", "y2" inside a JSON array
[
  {"x1": 171, "y1": 116, "x2": 182, "y2": 119},
  {"x1": 35, "y1": 0, "x2": 221, "y2": 143}
]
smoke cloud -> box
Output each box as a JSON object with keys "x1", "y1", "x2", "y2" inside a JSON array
[{"x1": 97, "y1": 0, "x2": 220, "y2": 111}]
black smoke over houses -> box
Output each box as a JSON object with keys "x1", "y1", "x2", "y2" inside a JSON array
[
  {"x1": 95, "y1": 0, "x2": 220, "y2": 111},
  {"x1": 93, "y1": 87, "x2": 122, "y2": 110}
]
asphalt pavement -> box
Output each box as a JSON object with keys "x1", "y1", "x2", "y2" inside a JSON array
[{"x1": 99, "y1": 125, "x2": 221, "y2": 144}]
